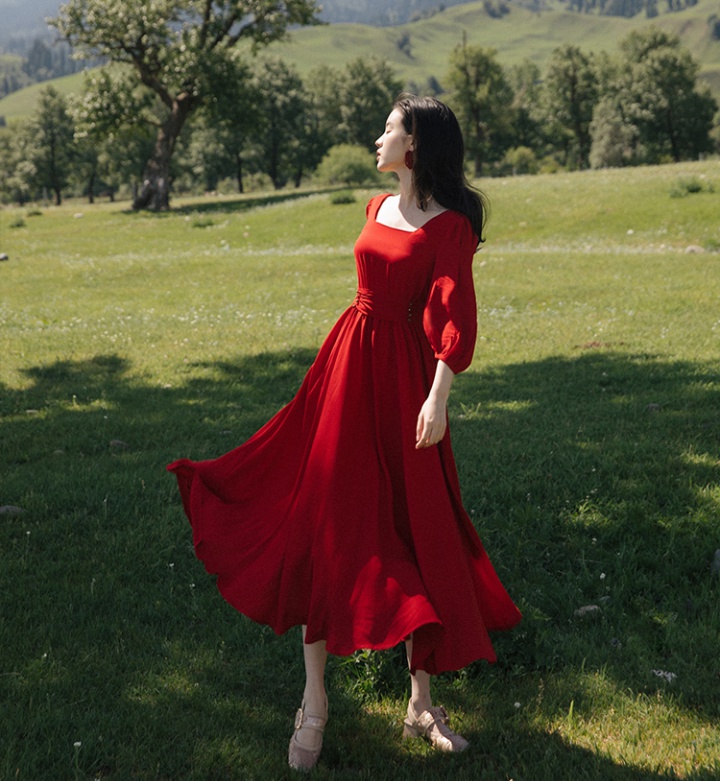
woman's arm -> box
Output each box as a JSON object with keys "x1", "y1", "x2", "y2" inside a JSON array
[{"x1": 415, "y1": 360, "x2": 455, "y2": 449}]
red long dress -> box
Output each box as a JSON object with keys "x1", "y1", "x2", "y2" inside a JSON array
[{"x1": 168, "y1": 194, "x2": 521, "y2": 675}]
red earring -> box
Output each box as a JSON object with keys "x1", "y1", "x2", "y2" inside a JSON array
[{"x1": 405, "y1": 150, "x2": 414, "y2": 170}]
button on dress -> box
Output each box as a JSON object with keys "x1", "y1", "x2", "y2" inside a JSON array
[{"x1": 168, "y1": 194, "x2": 521, "y2": 674}]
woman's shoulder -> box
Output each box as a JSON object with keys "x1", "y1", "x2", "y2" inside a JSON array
[
  {"x1": 431, "y1": 208, "x2": 478, "y2": 253},
  {"x1": 365, "y1": 192, "x2": 393, "y2": 216},
  {"x1": 434, "y1": 207, "x2": 474, "y2": 234}
]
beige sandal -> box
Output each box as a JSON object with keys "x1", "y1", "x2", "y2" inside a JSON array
[
  {"x1": 288, "y1": 700, "x2": 328, "y2": 771},
  {"x1": 403, "y1": 700, "x2": 469, "y2": 753}
]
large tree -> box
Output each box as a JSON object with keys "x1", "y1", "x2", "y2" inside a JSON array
[
  {"x1": 72, "y1": 67, "x2": 157, "y2": 201},
  {"x1": 186, "y1": 60, "x2": 260, "y2": 193},
  {"x1": 507, "y1": 59, "x2": 546, "y2": 155},
  {"x1": 445, "y1": 42, "x2": 514, "y2": 176},
  {"x1": 544, "y1": 44, "x2": 598, "y2": 169},
  {"x1": 617, "y1": 29, "x2": 717, "y2": 163},
  {"x1": 249, "y1": 57, "x2": 308, "y2": 189},
  {"x1": 31, "y1": 86, "x2": 76, "y2": 205},
  {"x1": 52, "y1": 0, "x2": 319, "y2": 211},
  {"x1": 0, "y1": 127, "x2": 37, "y2": 205},
  {"x1": 308, "y1": 58, "x2": 403, "y2": 152}
]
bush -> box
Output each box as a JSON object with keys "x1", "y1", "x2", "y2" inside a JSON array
[
  {"x1": 329, "y1": 190, "x2": 357, "y2": 205},
  {"x1": 669, "y1": 176, "x2": 714, "y2": 198},
  {"x1": 504, "y1": 146, "x2": 540, "y2": 175},
  {"x1": 191, "y1": 216, "x2": 215, "y2": 228},
  {"x1": 315, "y1": 144, "x2": 380, "y2": 187}
]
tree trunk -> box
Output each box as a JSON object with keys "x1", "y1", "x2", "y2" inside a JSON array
[
  {"x1": 87, "y1": 167, "x2": 96, "y2": 204},
  {"x1": 235, "y1": 153, "x2": 244, "y2": 193},
  {"x1": 666, "y1": 110, "x2": 681, "y2": 162},
  {"x1": 133, "y1": 97, "x2": 193, "y2": 211}
]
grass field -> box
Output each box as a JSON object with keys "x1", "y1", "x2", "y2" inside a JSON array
[
  {"x1": 1, "y1": 0, "x2": 719, "y2": 121},
  {"x1": 1, "y1": 160, "x2": 719, "y2": 780}
]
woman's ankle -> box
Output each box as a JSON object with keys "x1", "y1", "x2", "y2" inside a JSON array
[
  {"x1": 302, "y1": 689, "x2": 328, "y2": 717},
  {"x1": 410, "y1": 696, "x2": 432, "y2": 716}
]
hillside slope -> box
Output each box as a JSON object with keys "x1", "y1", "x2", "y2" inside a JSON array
[
  {"x1": 1, "y1": 0, "x2": 718, "y2": 120},
  {"x1": 269, "y1": 0, "x2": 720, "y2": 92}
]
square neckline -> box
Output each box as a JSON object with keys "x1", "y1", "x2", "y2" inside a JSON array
[{"x1": 373, "y1": 193, "x2": 451, "y2": 234}]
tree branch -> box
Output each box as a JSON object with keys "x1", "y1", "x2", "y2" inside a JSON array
[
  {"x1": 210, "y1": 9, "x2": 240, "y2": 50},
  {"x1": 199, "y1": 0, "x2": 214, "y2": 47}
]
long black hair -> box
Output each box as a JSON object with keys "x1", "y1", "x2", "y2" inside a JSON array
[{"x1": 394, "y1": 93, "x2": 488, "y2": 246}]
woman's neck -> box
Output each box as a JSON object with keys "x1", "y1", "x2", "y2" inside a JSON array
[{"x1": 396, "y1": 169, "x2": 416, "y2": 210}]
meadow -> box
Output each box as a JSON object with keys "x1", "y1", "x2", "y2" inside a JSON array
[{"x1": 1, "y1": 160, "x2": 719, "y2": 780}]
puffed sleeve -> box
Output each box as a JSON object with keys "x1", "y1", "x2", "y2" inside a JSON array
[{"x1": 422, "y1": 214, "x2": 478, "y2": 375}]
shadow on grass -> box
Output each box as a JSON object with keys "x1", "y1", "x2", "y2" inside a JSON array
[
  {"x1": 450, "y1": 350, "x2": 720, "y2": 710},
  {"x1": 1, "y1": 348, "x2": 718, "y2": 779},
  {"x1": 120, "y1": 187, "x2": 344, "y2": 218}
]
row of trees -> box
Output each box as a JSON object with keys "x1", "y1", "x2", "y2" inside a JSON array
[
  {"x1": 0, "y1": 54, "x2": 404, "y2": 206},
  {"x1": 0, "y1": 39, "x2": 93, "y2": 101},
  {"x1": 562, "y1": 0, "x2": 699, "y2": 17},
  {"x1": 450, "y1": 27, "x2": 718, "y2": 174},
  {"x1": 0, "y1": 12, "x2": 717, "y2": 207}
]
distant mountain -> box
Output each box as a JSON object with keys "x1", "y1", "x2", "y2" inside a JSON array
[
  {"x1": 0, "y1": 0, "x2": 474, "y2": 45},
  {"x1": 0, "y1": 1, "x2": 61, "y2": 44}
]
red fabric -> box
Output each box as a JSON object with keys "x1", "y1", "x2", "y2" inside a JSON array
[{"x1": 168, "y1": 194, "x2": 521, "y2": 674}]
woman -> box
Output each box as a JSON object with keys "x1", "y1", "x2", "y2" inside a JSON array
[{"x1": 168, "y1": 94, "x2": 521, "y2": 771}]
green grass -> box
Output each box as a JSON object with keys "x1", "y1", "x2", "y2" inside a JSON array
[
  {"x1": 1, "y1": 162, "x2": 719, "y2": 780},
  {"x1": 2, "y1": 0, "x2": 720, "y2": 121}
]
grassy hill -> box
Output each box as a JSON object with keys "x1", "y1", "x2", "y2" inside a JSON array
[
  {"x1": 265, "y1": 0, "x2": 720, "y2": 93},
  {"x1": 0, "y1": 70, "x2": 85, "y2": 120},
  {"x1": 1, "y1": 0, "x2": 719, "y2": 121}
]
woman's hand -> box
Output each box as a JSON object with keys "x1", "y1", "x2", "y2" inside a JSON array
[
  {"x1": 415, "y1": 394, "x2": 447, "y2": 448},
  {"x1": 415, "y1": 360, "x2": 455, "y2": 449}
]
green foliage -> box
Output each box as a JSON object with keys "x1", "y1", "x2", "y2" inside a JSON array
[
  {"x1": 0, "y1": 51, "x2": 31, "y2": 100},
  {"x1": 612, "y1": 27, "x2": 718, "y2": 164},
  {"x1": 50, "y1": 0, "x2": 321, "y2": 209},
  {"x1": 544, "y1": 44, "x2": 599, "y2": 168},
  {"x1": 1, "y1": 5, "x2": 718, "y2": 201},
  {"x1": 507, "y1": 59, "x2": 546, "y2": 153},
  {"x1": 329, "y1": 189, "x2": 357, "y2": 204},
  {"x1": 446, "y1": 43, "x2": 515, "y2": 175},
  {"x1": 308, "y1": 56, "x2": 403, "y2": 152},
  {"x1": 315, "y1": 144, "x2": 380, "y2": 186},
  {"x1": 589, "y1": 95, "x2": 637, "y2": 169},
  {"x1": 250, "y1": 57, "x2": 314, "y2": 190},
  {"x1": 668, "y1": 175, "x2": 715, "y2": 197},
  {"x1": 30, "y1": 86, "x2": 75, "y2": 205},
  {"x1": 503, "y1": 145, "x2": 539, "y2": 175}
]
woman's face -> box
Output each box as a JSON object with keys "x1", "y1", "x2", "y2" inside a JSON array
[{"x1": 375, "y1": 109, "x2": 412, "y2": 173}]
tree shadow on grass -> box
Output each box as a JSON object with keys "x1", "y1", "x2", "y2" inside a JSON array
[
  {"x1": 1, "y1": 348, "x2": 719, "y2": 779},
  {"x1": 119, "y1": 187, "x2": 343, "y2": 218},
  {"x1": 449, "y1": 349, "x2": 720, "y2": 712}
]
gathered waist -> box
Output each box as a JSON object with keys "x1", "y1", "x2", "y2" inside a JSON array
[{"x1": 353, "y1": 288, "x2": 423, "y2": 323}]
